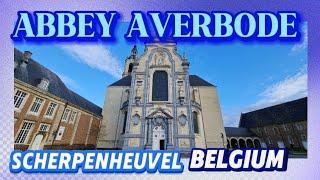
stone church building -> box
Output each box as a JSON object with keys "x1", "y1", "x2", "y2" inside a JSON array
[{"x1": 97, "y1": 42, "x2": 226, "y2": 153}]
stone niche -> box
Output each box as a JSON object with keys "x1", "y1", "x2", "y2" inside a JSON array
[
  {"x1": 128, "y1": 138, "x2": 140, "y2": 148},
  {"x1": 178, "y1": 139, "x2": 190, "y2": 148}
]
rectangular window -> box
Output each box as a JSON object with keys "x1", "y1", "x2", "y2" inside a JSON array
[
  {"x1": 267, "y1": 138, "x2": 272, "y2": 145},
  {"x1": 55, "y1": 126, "x2": 65, "y2": 140},
  {"x1": 122, "y1": 111, "x2": 128, "y2": 134},
  {"x1": 288, "y1": 136, "x2": 294, "y2": 145},
  {"x1": 62, "y1": 109, "x2": 70, "y2": 122},
  {"x1": 45, "y1": 102, "x2": 57, "y2": 117},
  {"x1": 14, "y1": 90, "x2": 27, "y2": 109},
  {"x1": 152, "y1": 71, "x2": 168, "y2": 101},
  {"x1": 296, "y1": 124, "x2": 303, "y2": 130},
  {"x1": 30, "y1": 97, "x2": 44, "y2": 114},
  {"x1": 69, "y1": 111, "x2": 77, "y2": 123},
  {"x1": 15, "y1": 121, "x2": 34, "y2": 144},
  {"x1": 193, "y1": 112, "x2": 199, "y2": 134},
  {"x1": 283, "y1": 124, "x2": 289, "y2": 131},
  {"x1": 39, "y1": 124, "x2": 50, "y2": 132}
]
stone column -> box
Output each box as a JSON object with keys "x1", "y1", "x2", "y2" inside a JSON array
[
  {"x1": 167, "y1": 119, "x2": 174, "y2": 149},
  {"x1": 145, "y1": 118, "x2": 153, "y2": 149}
]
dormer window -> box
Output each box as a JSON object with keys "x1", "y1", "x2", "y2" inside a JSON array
[{"x1": 38, "y1": 78, "x2": 49, "y2": 91}]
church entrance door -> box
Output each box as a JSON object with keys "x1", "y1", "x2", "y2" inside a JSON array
[{"x1": 152, "y1": 125, "x2": 165, "y2": 150}]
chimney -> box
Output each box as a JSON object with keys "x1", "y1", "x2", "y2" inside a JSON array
[
  {"x1": 20, "y1": 50, "x2": 32, "y2": 68},
  {"x1": 23, "y1": 51, "x2": 32, "y2": 59}
]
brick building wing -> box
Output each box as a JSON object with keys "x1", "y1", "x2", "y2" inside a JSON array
[{"x1": 14, "y1": 48, "x2": 102, "y2": 150}]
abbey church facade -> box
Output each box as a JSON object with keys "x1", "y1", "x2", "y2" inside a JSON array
[{"x1": 97, "y1": 42, "x2": 226, "y2": 153}]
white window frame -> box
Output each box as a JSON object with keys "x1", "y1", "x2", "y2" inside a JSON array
[
  {"x1": 15, "y1": 121, "x2": 34, "y2": 144},
  {"x1": 38, "y1": 123, "x2": 50, "y2": 132},
  {"x1": 288, "y1": 136, "x2": 294, "y2": 144},
  {"x1": 296, "y1": 124, "x2": 303, "y2": 130},
  {"x1": 55, "y1": 126, "x2": 65, "y2": 140},
  {"x1": 14, "y1": 89, "x2": 28, "y2": 111},
  {"x1": 69, "y1": 111, "x2": 77, "y2": 124},
  {"x1": 28, "y1": 97, "x2": 44, "y2": 115},
  {"x1": 45, "y1": 102, "x2": 58, "y2": 119},
  {"x1": 39, "y1": 79, "x2": 49, "y2": 91},
  {"x1": 61, "y1": 109, "x2": 71, "y2": 122},
  {"x1": 267, "y1": 138, "x2": 272, "y2": 145},
  {"x1": 264, "y1": 127, "x2": 268, "y2": 134},
  {"x1": 273, "y1": 127, "x2": 279, "y2": 134}
]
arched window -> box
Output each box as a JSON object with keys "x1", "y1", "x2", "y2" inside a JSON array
[
  {"x1": 122, "y1": 111, "x2": 128, "y2": 134},
  {"x1": 152, "y1": 71, "x2": 168, "y2": 101},
  {"x1": 128, "y1": 63, "x2": 133, "y2": 73},
  {"x1": 193, "y1": 111, "x2": 199, "y2": 134}
]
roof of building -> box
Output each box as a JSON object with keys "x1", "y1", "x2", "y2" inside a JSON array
[
  {"x1": 109, "y1": 75, "x2": 132, "y2": 86},
  {"x1": 14, "y1": 48, "x2": 102, "y2": 117},
  {"x1": 189, "y1": 75, "x2": 215, "y2": 87},
  {"x1": 225, "y1": 127, "x2": 256, "y2": 137},
  {"x1": 239, "y1": 97, "x2": 307, "y2": 128},
  {"x1": 109, "y1": 74, "x2": 215, "y2": 87}
]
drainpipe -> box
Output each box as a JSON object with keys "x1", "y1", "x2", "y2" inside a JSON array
[{"x1": 50, "y1": 102, "x2": 68, "y2": 149}]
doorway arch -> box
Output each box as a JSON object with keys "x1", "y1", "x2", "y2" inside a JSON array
[
  {"x1": 254, "y1": 139, "x2": 261, "y2": 148},
  {"x1": 239, "y1": 139, "x2": 246, "y2": 148},
  {"x1": 246, "y1": 139, "x2": 254, "y2": 148},
  {"x1": 231, "y1": 138, "x2": 238, "y2": 149}
]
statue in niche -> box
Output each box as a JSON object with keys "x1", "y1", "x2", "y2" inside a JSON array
[
  {"x1": 125, "y1": 89, "x2": 130, "y2": 101},
  {"x1": 154, "y1": 51, "x2": 165, "y2": 66},
  {"x1": 178, "y1": 86, "x2": 185, "y2": 104},
  {"x1": 178, "y1": 86, "x2": 184, "y2": 98},
  {"x1": 135, "y1": 85, "x2": 142, "y2": 104},
  {"x1": 136, "y1": 86, "x2": 141, "y2": 98},
  {"x1": 178, "y1": 113, "x2": 187, "y2": 126}
]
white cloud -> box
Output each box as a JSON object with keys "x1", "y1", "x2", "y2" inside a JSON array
[
  {"x1": 60, "y1": 44, "x2": 122, "y2": 78},
  {"x1": 251, "y1": 66, "x2": 307, "y2": 110},
  {"x1": 223, "y1": 110, "x2": 241, "y2": 127},
  {"x1": 55, "y1": 72, "x2": 81, "y2": 91},
  {"x1": 291, "y1": 23, "x2": 308, "y2": 54},
  {"x1": 223, "y1": 65, "x2": 307, "y2": 127}
]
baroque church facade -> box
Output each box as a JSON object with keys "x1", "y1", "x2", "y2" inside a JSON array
[{"x1": 97, "y1": 42, "x2": 226, "y2": 153}]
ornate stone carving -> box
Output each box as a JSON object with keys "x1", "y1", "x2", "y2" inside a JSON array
[
  {"x1": 132, "y1": 113, "x2": 140, "y2": 125},
  {"x1": 150, "y1": 51, "x2": 170, "y2": 68},
  {"x1": 135, "y1": 82, "x2": 142, "y2": 104},
  {"x1": 178, "y1": 114, "x2": 187, "y2": 126}
]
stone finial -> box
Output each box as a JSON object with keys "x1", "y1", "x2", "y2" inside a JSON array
[{"x1": 130, "y1": 45, "x2": 138, "y2": 59}]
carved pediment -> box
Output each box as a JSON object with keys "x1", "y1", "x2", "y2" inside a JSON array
[
  {"x1": 146, "y1": 107, "x2": 173, "y2": 119},
  {"x1": 149, "y1": 51, "x2": 170, "y2": 68}
]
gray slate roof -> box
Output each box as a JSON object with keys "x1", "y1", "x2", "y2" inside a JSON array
[
  {"x1": 14, "y1": 48, "x2": 102, "y2": 117},
  {"x1": 109, "y1": 74, "x2": 214, "y2": 87},
  {"x1": 239, "y1": 97, "x2": 307, "y2": 128},
  {"x1": 225, "y1": 127, "x2": 256, "y2": 137}
]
